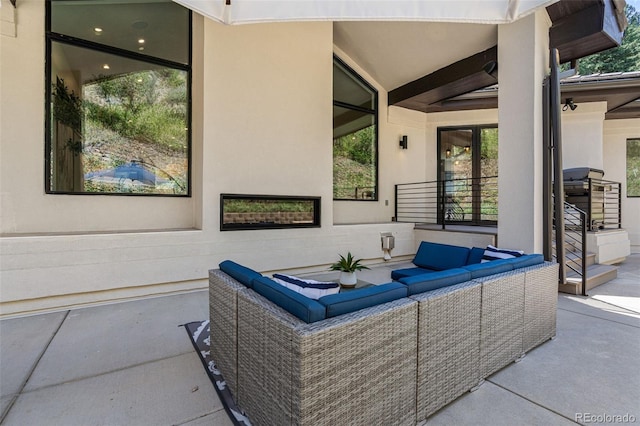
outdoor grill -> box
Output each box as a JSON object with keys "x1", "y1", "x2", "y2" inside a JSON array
[{"x1": 563, "y1": 167, "x2": 607, "y2": 231}]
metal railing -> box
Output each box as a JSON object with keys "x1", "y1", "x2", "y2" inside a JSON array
[
  {"x1": 553, "y1": 200, "x2": 587, "y2": 296},
  {"x1": 588, "y1": 178, "x2": 622, "y2": 230},
  {"x1": 395, "y1": 176, "x2": 498, "y2": 227}
]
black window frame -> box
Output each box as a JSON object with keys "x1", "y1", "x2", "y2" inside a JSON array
[
  {"x1": 44, "y1": 0, "x2": 193, "y2": 197},
  {"x1": 332, "y1": 55, "x2": 379, "y2": 202},
  {"x1": 220, "y1": 194, "x2": 321, "y2": 231}
]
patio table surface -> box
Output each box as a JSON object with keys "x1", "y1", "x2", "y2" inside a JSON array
[{"x1": 1, "y1": 254, "x2": 638, "y2": 425}]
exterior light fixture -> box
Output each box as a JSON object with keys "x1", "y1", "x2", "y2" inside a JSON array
[
  {"x1": 102, "y1": 64, "x2": 110, "y2": 69},
  {"x1": 138, "y1": 38, "x2": 145, "y2": 44},
  {"x1": 399, "y1": 135, "x2": 408, "y2": 149},
  {"x1": 464, "y1": 146, "x2": 470, "y2": 153},
  {"x1": 562, "y1": 98, "x2": 577, "y2": 111},
  {"x1": 94, "y1": 27, "x2": 103, "y2": 35},
  {"x1": 445, "y1": 149, "x2": 451, "y2": 158}
]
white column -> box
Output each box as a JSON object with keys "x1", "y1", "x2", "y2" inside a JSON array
[{"x1": 497, "y1": 10, "x2": 551, "y2": 253}]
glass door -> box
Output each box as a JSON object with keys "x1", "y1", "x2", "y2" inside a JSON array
[{"x1": 438, "y1": 125, "x2": 498, "y2": 225}]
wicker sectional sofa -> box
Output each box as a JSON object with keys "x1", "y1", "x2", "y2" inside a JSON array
[{"x1": 208, "y1": 242, "x2": 558, "y2": 425}]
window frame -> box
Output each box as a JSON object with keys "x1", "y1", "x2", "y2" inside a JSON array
[
  {"x1": 220, "y1": 194, "x2": 322, "y2": 231},
  {"x1": 332, "y1": 55, "x2": 379, "y2": 202},
  {"x1": 627, "y1": 138, "x2": 640, "y2": 198},
  {"x1": 44, "y1": 0, "x2": 193, "y2": 197}
]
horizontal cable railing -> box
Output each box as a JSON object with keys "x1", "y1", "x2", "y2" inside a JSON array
[
  {"x1": 553, "y1": 200, "x2": 587, "y2": 295},
  {"x1": 395, "y1": 176, "x2": 498, "y2": 227}
]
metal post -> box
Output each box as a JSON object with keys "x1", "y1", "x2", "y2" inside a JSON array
[
  {"x1": 581, "y1": 210, "x2": 588, "y2": 296},
  {"x1": 550, "y1": 48, "x2": 567, "y2": 286},
  {"x1": 542, "y1": 78, "x2": 553, "y2": 261},
  {"x1": 394, "y1": 184, "x2": 398, "y2": 222}
]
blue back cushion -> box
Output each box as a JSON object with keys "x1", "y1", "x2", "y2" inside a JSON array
[
  {"x1": 463, "y1": 258, "x2": 514, "y2": 278},
  {"x1": 391, "y1": 267, "x2": 435, "y2": 281},
  {"x1": 508, "y1": 253, "x2": 544, "y2": 269},
  {"x1": 318, "y1": 283, "x2": 408, "y2": 318},
  {"x1": 413, "y1": 241, "x2": 470, "y2": 271},
  {"x1": 219, "y1": 260, "x2": 262, "y2": 288},
  {"x1": 467, "y1": 247, "x2": 485, "y2": 265},
  {"x1": 251, "y1": 277, "x2": 326, "y2": 323},
  {"x1": 399, "y1": 268, "x2": 471, "y2": 295}
]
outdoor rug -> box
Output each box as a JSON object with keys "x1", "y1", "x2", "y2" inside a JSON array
[{"x1": 182, "y1": 320, "x2": 251, "y2": 426}]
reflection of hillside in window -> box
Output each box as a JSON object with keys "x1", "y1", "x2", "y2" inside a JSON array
[
  {"x1": 46, "y1": 0, "x2": 191, "y2": 195},
  {"x1": 628, "y1": 139, "x2": 640, "y2": 197},
  {"x1": 333, "y1": 56, "x2": 378, "y2": 201}
]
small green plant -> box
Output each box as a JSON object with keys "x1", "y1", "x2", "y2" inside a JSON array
[{"x1": 329, "y1": 252, "x2": 370, "y2": 273}]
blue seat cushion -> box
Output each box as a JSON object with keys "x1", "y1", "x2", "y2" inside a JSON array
[
  {"x1": 318, "y1": 283, "x2": 408, "y2": 318},
  {"x1": 413, "y1": 241, "x2": 471, "y2": 271},
  {"x1": 463, "y1": 258, "x2": 514, "y2": 278},
  {"x1": 391, "y1": 267, "x2": 436, "y2": 281},
  {"x1": 251, "y1": 277, "x2": 326, "y2": 323},
  {"x1": 219, "y1": 260, "x2": 262, "y2": 288},
  {"x1": 508, "y1": 253, "x2": 544, "y2": 269},
  {"x1": 466, "y1": 247, "x2": 485, "y2": 265},
  {"x1": 399, "y1": 268, "x2": 471, "y2": 295}
]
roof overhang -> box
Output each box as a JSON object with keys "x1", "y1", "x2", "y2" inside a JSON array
[
  {"x1": 173, "y1": 0, "x2": 558, "y2": 25},
  {"x1": 419, "y1": 72, "x2": 640, "y2": 119}
]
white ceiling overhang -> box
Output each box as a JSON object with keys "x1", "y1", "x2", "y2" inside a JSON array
[{"x1": 172, "y1": 0, "x2": 558, "y2": 26}]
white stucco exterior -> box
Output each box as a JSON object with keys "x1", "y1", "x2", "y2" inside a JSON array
[{"x1": 1, "y1": 2, "x2": 636, "y2": 317}]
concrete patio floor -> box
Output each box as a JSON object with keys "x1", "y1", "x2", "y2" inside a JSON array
[{"x1": 1, "y1": 254, "x2": 638, "y2": 426}]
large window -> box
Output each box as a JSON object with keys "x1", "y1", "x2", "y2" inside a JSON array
[
  {"x1": 333, "y1": 56, "x2": 378, "y2": 201},
  {"x1": 628, "y1": 138, "x2": 640, "y2": 197},
  {"x1": 46, "y1": 0, "x2": 191, "y2": 195}
]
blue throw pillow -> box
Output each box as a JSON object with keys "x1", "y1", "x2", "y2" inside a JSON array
[
  {"x1": 399, "y1": 268, "x2": 471, "y2": 295},
  {"x1": 219, "y1": 260, "x2": 262, "y2": 288},
  {"x1": 272, "y1": 274, "x2": 340, "y2": 299},
  {"x1": 318, "y1": 283, "x2": 407, "y2": 318},
  {"x1": 251, "y1": 277, "x2": 326, "y2": 323}
]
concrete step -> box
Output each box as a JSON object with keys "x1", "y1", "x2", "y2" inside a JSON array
[{"x1": 559, "y1": 264, "x2": 618, "y2": 294}]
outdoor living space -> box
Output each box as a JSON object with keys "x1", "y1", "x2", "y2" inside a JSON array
[{"x1": 1, "y1": 253, "x2": 638, "y2": 426}]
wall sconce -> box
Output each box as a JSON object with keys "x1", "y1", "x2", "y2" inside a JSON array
[
  {"x1": 445, "y1": 149, "x2": 451, "y2": 158},
  {"x1": 464, "y1": 146, "x2": 470, "y2": 153},
  {"x1": 399, "y1": 135, "x2": 408, "y2": 149},
  {"x1": 562, "y1": 98, "x2": 578, "y2": 111}
]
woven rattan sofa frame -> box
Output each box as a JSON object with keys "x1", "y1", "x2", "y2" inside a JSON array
[{"x1": 208, "y1": 261, "x2": 558, "y2": 425}]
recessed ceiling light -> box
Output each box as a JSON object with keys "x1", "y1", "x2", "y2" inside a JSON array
[
  {"x1": 136, "y1": 78, "x2": 143, "y2": 83},
  {"x1": 138, "y1": 47, "x2": 145, "y2": 51},
  {"x1": 102, "y1": 64, "x2": 110, "y2": 70},
  {"x1": 138, "y1": 38, "x2": 145, "y2": 44},
  {"x1": 94, "y1": 27, "x2": 103, "y2": 34}
]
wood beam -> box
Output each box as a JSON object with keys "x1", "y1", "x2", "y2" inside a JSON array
[
  {"x1": 549, "y1": 0, "x2": 625, "y2": 63},
  {"x1": 388, "y1": 46, "x2": 498, "y2": 112}
]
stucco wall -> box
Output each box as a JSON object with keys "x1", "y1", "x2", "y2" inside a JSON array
[
  {"x1": 603, "y1": 119, "x2": 640, "y2": 250},
  {"x1": 561, "y1": 102, "x2": 607, "y2": 171},
  {"x1": 0, "y1": 4, "x2": 417, "y2": 316}
]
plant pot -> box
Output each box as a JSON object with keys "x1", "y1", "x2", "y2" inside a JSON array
[{"x1": 339, "y1": 271, "x2": 357, "y2": 286}]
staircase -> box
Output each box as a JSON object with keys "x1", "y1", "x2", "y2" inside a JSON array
[
  {"x1": 556, "y1": 241, "x2": 618, "y2": 295},
  {"x1": 554, "y1": 203, "x2": 618, "y2": 295}
]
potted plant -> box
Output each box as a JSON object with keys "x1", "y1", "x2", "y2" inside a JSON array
[{"x1": 329, "y1": 252, "x2": 369, "y2": 287}]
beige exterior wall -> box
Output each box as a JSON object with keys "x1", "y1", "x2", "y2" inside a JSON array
[
  {"x1": 603, "y1": 119, "x2": 640, "y2": 250},
  {"x1": 0, "y1": 4, "x2": 417, "y2": 317},
  {"x1": 561, "y1": 102, "x2": 607, "y2": 171}
]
